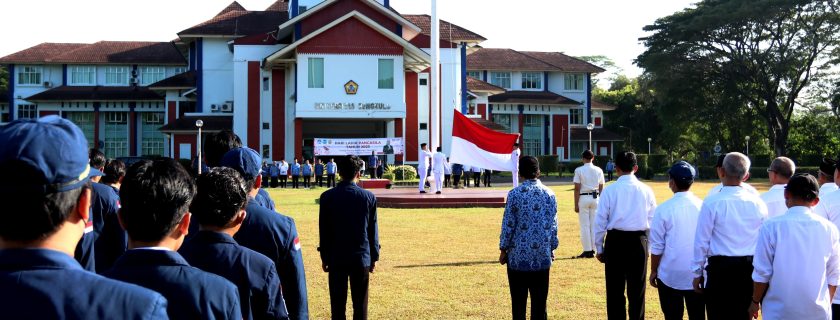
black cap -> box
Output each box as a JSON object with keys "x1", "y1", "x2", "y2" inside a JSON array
[
  {"x1": 785, "y1": 173, "x2": 820, "y2": 202},
  {"x1": 820, "y1": 158, "x2": 837, "y2": 176}
]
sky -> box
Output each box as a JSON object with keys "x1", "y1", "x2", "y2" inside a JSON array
[{"x1": 1, "y1": 0, "x2": 697, "y2": 79}]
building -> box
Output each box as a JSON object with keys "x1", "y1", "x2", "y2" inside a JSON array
[{"x1": 1, "y1": 0, "x2": 620, "y2": 163}]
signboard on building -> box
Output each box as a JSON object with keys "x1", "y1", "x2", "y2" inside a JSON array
[{"x1": 314, "y1": 138, "x2": 403, "y2": 156}]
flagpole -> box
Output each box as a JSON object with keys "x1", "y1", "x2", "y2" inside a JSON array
[{"x1": 430, "y1": 0, "x2": 440, "y2": 152}]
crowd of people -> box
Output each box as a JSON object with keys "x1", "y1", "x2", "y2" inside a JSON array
[{"x1": 416, "y1": 142, "x2": 500, "y2": 194}]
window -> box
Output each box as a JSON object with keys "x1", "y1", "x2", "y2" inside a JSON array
[
  {"x1": 569, "y1": 109, "x2": 583, "y2": 125},
  {"x1": 419, "y1": 123, "x2": 427, "y2": 130},
  {"x1": 17, "y1": 66, "x2": 42, "y2": 85},
  {"x1": 492, "y1": 114, "x2": 512, "y2": 133},
  {"x1": 378, "y1": 59, "x2": 394, "y2": 89},
  {"x1": 65, "y1": 112, "x2": 95, "y2": 147},
  {"x1": 105, "y1": 66, "x2": 129, "y2": 85},
  {"x1": 263, "y1": 77, "x2": 270, "y2": 91},
  {"x1": 299, "y1": 5, "x2": 308, "y2": 13},
  {"x1": 103, "y1": 112, "x2": 128, "y2": 158},
  {"x1": 141, "y1": 112, "x2": 165, "y2": 156},
  {"x1": 70, "y1": 66, "x2": 95, "y2": 85},
  {"x1": 17, "y1": 104, "x2": 37, "y2": 119},
  {"x1": 490, "y1": 72, "x2": 511, "y2": 89},
  {"x1": 262, "y1": 145, "x2": 271, "y2": 158},
  {"x1": 521, "y1": 72, "x2": 542, "y2": 90},
  {"x1": 564, "y1": 73, "x2": 585, "y2": 91},
  {"x1": 523, "y1": 115, "x2": 543, "y2": 156},
  {"x1": 467, "y1": 71, "x2": 481, "y2": 79},
  {"x1": 307, "y1": 58, "x2": 324, "y2": 88},
  {"x1": 173, "y1": 66, "x2": 188, "y2": 75},
  {"x1": 141, "y1": 66, "x2": 166, "y2": 85},
  {"x1": 262, "y1": 122, "x2": 270, "y2": 130},
  {"x1": 570, "y1": 142, "x2": 587, "y2": 159}
]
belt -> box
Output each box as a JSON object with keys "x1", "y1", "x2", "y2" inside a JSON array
[
  {"x1": 607, "y1": 229, "x2": 646, "y2": 236},
  {"x1": 708, "y1": 255, "x2": 753, "y2": 263},
  {"x1": 580, "y1": 191, "x2": 598, "y2": 196}
]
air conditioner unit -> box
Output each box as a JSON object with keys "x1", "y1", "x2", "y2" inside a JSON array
[
  {"x1": 221, "y1": 103, "x2": 232, "y2": 112},
  {"x1": 43, "y1": 81, "x2": 52, "y2": 88},
  {"x1": 210, "y1": 104, "x2": 220, "y2": 112}
]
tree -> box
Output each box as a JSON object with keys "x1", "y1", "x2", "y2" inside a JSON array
[
  {"x1": 577, "y1": 55, "x2": 622, "y2": 87},
  {"x1": 596, "y1": 76, "x2": 663, "y2": 153},
  {"x1": 637, "y1": 0, "x2": 840, "y2": 156},
  {"x1": 0, "y1": 66, "x2": 7, "y2": 93}
]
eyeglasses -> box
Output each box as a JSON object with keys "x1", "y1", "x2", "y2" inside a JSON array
[{"x1": 766, "y1": 168, "x2": 776, "y2": 173}]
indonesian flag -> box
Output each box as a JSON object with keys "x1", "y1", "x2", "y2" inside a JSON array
[{"x1": 449, "y1": 110, "x2": 520, "y2": 171}]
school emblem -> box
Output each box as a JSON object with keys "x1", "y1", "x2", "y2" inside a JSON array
[{"x1": 344, "y1": 80, "x2": 359, "y2": 95}]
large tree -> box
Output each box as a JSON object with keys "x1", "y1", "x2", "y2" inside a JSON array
[{"x1": 637, "y1": 0, "x2": 840, "y2": 156}]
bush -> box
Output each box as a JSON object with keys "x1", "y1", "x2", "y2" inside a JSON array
[
  {"x1": 748, "y1": 167, "x2": 769, "y2": 179},
  {"x1": 648, "y1": 154, "x2": 669, "y2": 174},
  {"x1": 635, "y1": 154, "x2": 654, "y2": 179},
  {"x1": 537, "y1": 155, "x2": 559, "y2": 174},
  {"x1": 593, "y1": 155, "x2": 611, "y2": 172},
  {"x1": 388, "y1": 165, "x2": 417, "y2": 181},
  {"x1": 697, "y1": 166, "x2": 717, "y2": 180},
  {"x1": 792, "y1": 155, "x2": 823, "y2": 167},
  {"x1": 796, "y1": 166, "x2": 820, "y2": 177},
  {"x1": 565, "y1": 161, "x2": 584, "y2": 174},
  {"x1": 381, "y1": 172, "x2": 396, "y2": 181},
  {"x1": 750, "y1": 154, "x2": 773, "y2": 168}
]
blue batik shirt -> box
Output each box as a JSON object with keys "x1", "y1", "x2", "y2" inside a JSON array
[
  {"x1": 326, "y1": 162, "x2": 336, "y2": 174},
  {"x1": 291, "y1": 163, "x2": 301, "y2": 176},
  {"x1": 499, "y1": 179, "x2": 558, "y2": 271}
]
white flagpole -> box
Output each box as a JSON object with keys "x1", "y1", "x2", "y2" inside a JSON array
[{"x1": 430, "y1": 0, "x2": 440, "y2": 152}]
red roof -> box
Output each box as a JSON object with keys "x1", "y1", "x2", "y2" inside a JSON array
[
  {"x1": 265, "y1": 0, "x2": 289, "y2": 12},
  {"x1": 24, "y1": 86, "x2": 164, "y2": 101},
  {"x1": 178, "y1": 10, "x2": 288, "y2": 36},
  {"x1": 468, "y1": 48, "x2": 605, "y2": 73},
  {"x1": 521, "y1": 51, "x2": 605, "y2": 73},
  {"x1": 466, "y1": 76, "x2": 505, "y2": 94},
  {"x1": 402, "y1": 14, "x2": 486, "y2": 42},
  {"x1": 489, "y1": 90, "x2": 581, "y2": 105},
  {"x1": 0, "y1": 41, "x2": 185, "y2": 65},
  {"x1": 148, "y1": 71, "x2": 196, "y2": 89},
  {"x1": 591, "y1": 99, "x2": 617, "y2": 111},
  {"x1": 216, "y1": 1, "x2": 247, "y2": 16}
]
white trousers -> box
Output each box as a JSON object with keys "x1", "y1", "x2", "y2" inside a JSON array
[
  {"x1": 578, "y1": 195, "x2": 599, "y2": 252},
  {"x1": 512, "y1": 170, "x2": 519, "y2": 187},
  {"x1": 433, "y1": 171, "x2": 444, "y2": 192},
  {"x1": 418, "y1": 165, "x2": 428, "y2": 191}
]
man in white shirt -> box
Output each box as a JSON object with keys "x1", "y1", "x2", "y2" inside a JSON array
[
  {"x1": 692, "y1": 152, "x2": 768, "y2": 320},
  {"x1": 573, "y1": 150, "x2": 605, "y2": 259},
  {"x1": 471, "y1": 165, "x2": 482, "y2": 188},
  {"x1": 706, "y1": 154, "x2": 761, "y2": 197},
  {"x1": 278, "y1": 160, "x2": 289, "y2": 188},
  {"x1": 431, "y1": 147, "x2": 448, "y2": 194},
  {"x1": 761, "y1": 156, "x2": 796, "y2": 218},
  {"x1": 462, "y1": 164, "x2": 471, "y2": 189},
  {"x1": 511, "y1": 142, "x2": 521, "y2": 187},
  {"x1": 649, "y1": 161, "x2": 704, "y2": 320},
  {"x1": 594, "y1": 151, "x2": 657, "y2": 320},
  {"x1": 813, "y1": 159, "x2": 840, "y2": 317},
  {"x1": 417, "y1": 143, "x2": 432, "y2": 194},
  {"x1": 819, "y1": 157, "x2": 838, "y2": 197},
  {"x1": 750, "y1": 174, "x2": 840, "y2": 320}
]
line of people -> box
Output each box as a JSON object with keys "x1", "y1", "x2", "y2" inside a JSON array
[
  {"x1": 262, "y1": 158, "x2": 338, "y2": 189},
  {"x1": 417, "y1": 143, "x2": 495, "y2": 194}
]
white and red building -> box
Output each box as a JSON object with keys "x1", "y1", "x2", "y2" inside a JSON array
[{"x1": 1, "y1": 0, "x2": 620, "y2": 163}]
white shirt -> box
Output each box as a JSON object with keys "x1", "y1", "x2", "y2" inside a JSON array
[
  {"x1": 821, "y1": 183, "x2": 839, "y2": 197},
  {"x1": 692, "y1": 186, "x2": 767, "y2": 276},
  {"x1": 471, "y1": 166, "x2": 482, "y2": 173},
  {"x1": 761, "y1": 184, "x2": 788, "y2": 218},
  {"x1": 752, "y1": 206, "x2": 840, "y2": 318},
  {"x1": 444, "y1": 162, "x2": 452, "y2": 174},
  {"x1": 705, "y1": 182, "x2": 760, "y2": 197},
  {"x1": 815, "y1": 189, "x2": 840, "y2": 226},
  {"x1": 594, "y1": 174, "x2": 657, "y2": 254},
  {"x1": 573, "y1": 163, "x2": 605, "y2": 193},
  {"x1": 511, "y1": 148, "x2": 520, "y2": 170},
  {"x1": 418, "y1": 149, "x2": 432, "y2": 168},
  {"x1": 432, "y1": 152, "x2": 448, "y2": 173},
  {"x1": 279, "y1": 162, "x2": 289, "y2": 175},
  {"x1": 650, "y1": 191, "x2": 703, "y2": 290}
]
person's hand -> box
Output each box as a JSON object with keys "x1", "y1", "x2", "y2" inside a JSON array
[
  {"x1": 596, "y1": 253, "x2": 605, "y2": 263},
  {"x1": 749, "y1": 301, "x2": 760, "y2": 319},
  {"x1": 693, "y1": 276, "x2": 704, "y2": 294},
  {"x1": 369, "y1": 262, "x2": 375, "y2": 274},
  {"x1": 551, "y1": 251, "x2": 555, "y2": 261},
  {"x1": 649, "y1": 272, "x2": 658, "y2": 288},
  {"x1": 574, "y1": 205, "x2": 580, "y2": 213},
  {"x1": 322, "y1": 263, "x2": 329, "y2": 273},
  {"x1": 499, "y1": 250, "x2": 508, "y2": 265}
]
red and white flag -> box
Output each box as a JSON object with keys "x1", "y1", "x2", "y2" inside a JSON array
[{"x1": 449, "y1": 110, "x2": 520, "y2": 171}]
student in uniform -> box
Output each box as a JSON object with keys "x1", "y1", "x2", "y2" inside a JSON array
[
  {"x1": 418, "y1": 143, "x2": 432, "y2": 193},
  {"x1": 452, "y1": 163, "x2": 464, "y2": 188},
  {"x1": 649, "y1": 161, "x2": 704, "y2": 320},
  {"x1": 463, "y1": 164, "x2": 472, "y2": 189},
  {"x1": 814, "y1": 157, "x2": 840, "y2": 318},
  {"x1": 180, "y1": 167, "x2": 290, "y2": 320},
  {"x1": 302, "y1": 159, "x2": 313, "y2": 189},
  {"x1": 262, "y1": 162, "x2": 271, "y2": 188},
  {"x1": 819, "y1": 157, "x2": 839, "y2": 196},
  {"x1": 319, "y1": 155, "x2": 380, "y2": 320},
  {"x1": 444, "y1": 158, "x2": 452, "y2": 188},
  {"x1": 483, "y1": 168, "x2": 492, "y2": 187},
  {"x1": 761, "y1": 157, "x2": 796, "y2": 218},
  {"x1": 0, "y1": 116, "x2": 168, "y2": 319},
  {"x1": 573, "y1": 150, "x2": 605, "y2": 259},
  {"x1": 279, "y1": 160, "x2": 289, "y2": 188},
  {"x1": 291, "y1": 159, "x2": 301, "y2": 189},
  {"x1": 511, "y1": 142, "x2": 521, "y2": 187},
  {"x1": 368, "y1": 151, "x2": 378, "y2": 179},
  {"x1": 594, "y1": 151, "x2": 657, "y2": 320},
  {"x1": 92, "y1": 159, "x2": 127, "y2": 273},
  {"x1": 750, "y1": 174, "x2": 840, "y2": 320},
  {"x1": 432, "y1": 147, "x2": 448, "y2": 194},
  {"x1": 74, "y1": 148, "x2": 105, "y2": 272},
  {"x1": 327, "y1": 158, "x2": 337, "y2": 188},
  {"x1": 472, "y1": 165, "x2": 482, "y2": 188},
  {"x1": 105, "y1": 158, "x2": 242, "y2": 319},
  {"x1": 316, "y1": 159, "x2": 326, "y2": 187},
  {"x1": 606, "y1": 159, "x2": 615, "y2": 182},
  {"x1": 204, "y1": 130, "x2": 275, "y2": 211},
  {"x1": 221, "y1": 147, "x2": 310, "y2": 320},
  {"x1": 692, "y1": 152, "x2": 768, "y2": 320},
  {"x1": 270, "y1": 162, "x2": 280, "y2": 188}
]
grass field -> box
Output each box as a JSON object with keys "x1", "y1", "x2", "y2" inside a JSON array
[{"x1": 267, "y1": 179, "x2": 773, "y2": 319}]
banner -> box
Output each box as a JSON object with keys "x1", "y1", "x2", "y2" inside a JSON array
[{"x1": 313, "y1": 138, "x2": 404, "y2": 156}]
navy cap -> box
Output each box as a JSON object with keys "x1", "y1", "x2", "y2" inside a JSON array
[
  {"x1": 220, "y1": 147, "x2": 262, "y2": 180},
  {"x1": 820, "y1": 158, "x2": 836, "y2": 176},
  {"x1": 668, "y1": 161, "x2": 696, "y2": 181},
  {"x1": 0, "y1": 115, "x2": 96, "y2": 192}
]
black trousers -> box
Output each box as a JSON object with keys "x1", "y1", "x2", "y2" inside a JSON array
[
  {"x1": 292, "y1": 175, "x2": 300, "y2": 188},
  {"x1": 279, "y1": 175, "x2": 288, "y2": 188},
  {"x1": 705, "y1": 256, "x2": 753, "y2": 320},
  {"x1": 264, "y1": 176, "x2": 271, "y2": 188},
  {"x1": 463, "y1": 172, "x2": 471, "y2": 186},
  {"x1": 316, "y1": 175, "x2": 324, "y2": 187},
  {"x1": 453, "y1": 174, "x2": 461, "y2": 188},
  {"x1": 329, "y1": 266, "x2": 370, "y2": 320},
  {"x1": 327, "y1": 174, "x2": 336, "y2": 187},
  {"x1": 656, "y1": 280, "x2": 705, "y2": 320},
  {"x1": 473, "y1": 173, "x2": 481, "y2": 187},
  {"x1": 303, "y1": 175, "x2": 311, "y2": 188},
  {"x1": 444, "y1": 174, "x2": 451, "y2": 188},
  {"x1": 507, "y1": 268, "x2": 549, "y2": 320},
  {"x1": 607, "y1": 171, "x2": 614, "y2": 181},
  {"x1": 270, "y1": 176, "x2": 278, "y2": 188},
  {"x1": 832, "y1": 304, "x2": 840, "y2": 320},
  {"x1": 483, "y1": 170, "x2": 492, "y2": 187},
  {"x1": 604, "y1": 230, "x2": 648, "y2": 320}
]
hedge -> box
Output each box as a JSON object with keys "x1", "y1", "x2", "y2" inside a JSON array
[
  {"x1": 381, "y1": 172, "x2": 396, "y2": 181},
  {"x1": 566, "y1": 161, "x2": 584, "y2": 174},
  {"x1": 388, "y1": 165, "x2": 417, "y2": 181},
  {"x1": 537, "y1": 155, "x2": 559, "y2": 174}
]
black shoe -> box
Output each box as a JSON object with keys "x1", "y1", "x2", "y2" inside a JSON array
[
  {"x1": 420, "y1": 191, "x2": 427, "y2": 194},
  {"x1": 575, "y1": 252, "x2": 589, "y2": 259},
  {"x1": 436, "y1": 191, "x2": 441, "y2": 194}
]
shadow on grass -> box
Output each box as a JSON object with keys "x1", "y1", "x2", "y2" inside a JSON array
[{"x1": 394, "y1": 261, "x2": 498, "y2": 269}]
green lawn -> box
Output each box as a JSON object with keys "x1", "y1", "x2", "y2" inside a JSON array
[{"x1": 267, "y1": 179, "x2": 773, "y2": 319}]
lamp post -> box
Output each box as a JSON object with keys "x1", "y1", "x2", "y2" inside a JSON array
[
  {"x1": 745, "y1": 135, "x2": 750, "y2": 156},
  {"x1": 647, "y1": 137, "x2": 652, "y2": 154},
  {"x1": 195, "y1": 119, "x2": 204, "y2": 174},
  {"x1": 586, "y1": 123, "x2": 595, "y2": 152}
]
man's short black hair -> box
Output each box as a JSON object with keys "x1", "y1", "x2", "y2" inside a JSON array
[
  {"x1": 519, "y1": 156, "x2": 540, "y2": 179},
  {"x1": 191, "y1": 168, "x2": 248, "y2": 228},
  {"x1": 786, "y1": 173, "x2": 820, "y2": 203},
  {"x1": 582, "y1": 150, "x2": 594, "y2": 160},
  {"x1": 421, "y1": 143, "x2": 427, "y2": 149},
  {"x1": 0, "y1": 160, "x2": 87, "y2": 242},
  {"x1": 120, "y1": 158, "x2": 196, "y2": 242},
  {"x1": 513, "y1": 142, "x2": 519, "y2": 147},
  {"x1": 715, "y1": 154, "x2": 727, "y2": 168},
  {"x1": 436, "y1": 146, "x2": 442, "y2": 152},
  {"x1": 673, "y1": 179, "x2": 693, "y2": 191},
  {"x1": 205, "y1": 130, "x2": 242, "y2": 167},
  {"x1": 615, "y1": 151, "x2": 637, "y2": 172},
  {"x1": 337, "y1": 155, "x2": 362, "y2": 181},
  {"x1": 101, "y1": 159, "x2": 126, "y2": 185},
  {"x1": 89, "y1": 149, "x2": 106, "y2": 169}
]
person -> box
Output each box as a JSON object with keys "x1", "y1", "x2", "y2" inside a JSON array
[
  {"x1": 316, "y1": 159, "x2": 326, "y2": 187},
  {"x1": 291, "y1": 159, "x2": 301, "y2": 189},
  {"x1": 472, "y1": 165, "x2": 482, "y2": 188},
  {"x1": 0, "y1": 116, "x2": 168, "y2": 319},
  {"x1": 180, "y1": 167, "x2": 290, "y2": 320},
  {"x1": 432, "y1": 147, "x2": 448, "y2": 194},
  {"x1": 418, "y1": 143, "x2": 432, "y2": 193},
  {"x1": 302, "y1": 159, "x2": 313, "y2": 189},
  {"x1": 204, "y1": 130, "x2": 275, "y2": 211},
  {"x1": 511, "y1": 142, "x2": 521, "y2": 187},
  {"x1": 463, "y1": 164, "x2": 472, "y2": 189},
  {"x1": 104, "y1": 158, "x2": 242, "y2": 319},
  {"x1": 221, "y1": 147, "x2": 309, "y2": 320},
  {"x1": 319, "y1": 155, "x2": 380, "y2": 320},
  {"x1": 761, "y1": 156, "x2": 796, "y2": 218},
  {"x1": 814, "y1": 157, "x2": 840, "y2": 316},
  {"x1": 376, "y1": 159, "x2": 385, "y2": 179},
  {"x1": 499, "y1": 156, "x2": 558, "y2": 320},
  {"x1": 262, "y1": 162, "x2": 271, "y2": 188},
  {"x1": 452, "y1": 163, "x2": 464, "y2": 189},
  {"x1": 594, "y1": 151, "x2": 657, "y2": 320},
  {"x1": 327, "y1": 158, "x2": 337, "y2": 188},
  {"x1": 649, "y1": 161, "x2": 704, "y2": 320},
  {"x1": 382, "y1": 140, "x2": 394, "y2": 154},
  {"x1": 573, "y1": 150, "x2": 605, "y2": 259},
  {"x1": 706, "y1": 154, "x2": 761, "y2": 197},
  {"x1": 483, "y1": 168, "x2": 492, "y2": 187},
  {"x1": 819, "y1": 157, "x2": 838, "y2": 196},
  {"x1": 368, "y1": 151, "x2": 378, "y2": 178},
  {"x1": 692, "y1": 152, "x2": 768, "y2": 320},
  {"x1": 92, "y1": 159, "x2": 128, "y2": 273},
  {"x1": 606, "y1": 159, "x2": 615, "y2": 182},
  {"x1": 74, "y1": 148, "x2": 105, "y2": 272},
  {"x1": 360, "y1": 160, "x2": 366, "y2": 178},
  {"x1": 270, "y1": 161, "x2": 280, "y2": 188},
  {"x1": 444, "y1": 158, "x2": 452, "y2": 188},
  {"x1": 750, "y1": 174, "x2": 840, "y2": 320},
  {"x1": 279, "y1": 160, "x2": 289, "y2": 188}
]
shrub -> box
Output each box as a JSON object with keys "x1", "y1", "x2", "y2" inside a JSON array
[
  {"x1": 388, "y1": 165, "x2": 417, "y2": 181},
  {"x1": 381, "y1": 172, "x2": 396, "y2": 181},
  {"x1": 593, "y1": 155, "x2": 611, "y2": 172},
  {"x1": 648, "y1": 154, "x2": 669, "y2": 174},
  {"x1": 750, "y1": 154, "x2": 773, "y2": 168},
  {"x1": 565, "y1": 161, "x2": 584, "y2": 174},
  {"x1": 537, "y1": 155, "x2": 559, "y2": 174},
  {"x1": 697, "y1": 166, "x2": 718, "y2": 180}
]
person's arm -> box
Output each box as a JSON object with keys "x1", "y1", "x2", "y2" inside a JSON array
[
  {"x1": 262, "y1": 266, "x2": 289, "y2": 320},
  {"x1": 573, "y1": 183, "x2": 581, "y2": 213},
  {"x1": 827, "y1": 225, "x2": 840, "y2": 301},
  {"x1": 283, "y1": 220, "x2": 309, "y2": 320},
  {"x1": 749, "y1": 282, "x2": 769, "y2": 318},
  {"x1": 499, "y1": 193, "x2": 517, "y2": 264},
  {"x1": 594, "y1": 189, "x2": 611, "y2": 262},
  {"x1": 319, "y1": 194, "x2": 330, "y2": 272},
  {"x1": 368, "y1": 195, "x2": 380, "y2": 273},
  {"x1": 693, "y1": 203, "x2": 714, "y2": 293},
  {"x1": 550, "y1": 193, "x2": 559, "y2": 252},
  {"x1": 648, "y1": 208, "x2": 666, "y2": 287}
]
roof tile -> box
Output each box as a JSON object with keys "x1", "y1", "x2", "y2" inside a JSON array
[
  {"x1": 466, "y1": 76, "x2": 505, "y2": 94},
  {"x1": 489, "y1": 90, "x2": 581, "y2": 105},
  {"x1": 402, "y1": 14, "x2": 485, "y2": 42},
  {"x1": 467, "y1": 48, "x2": 557, "y2": 71},
  {"x1": 265, "y1": 0, "x2": 289, "y2": 12},
  {"x1": 216, "y1": 1, "x2": 247, "y2": 16},
  {"x1": 521, "y1": 51, "x2": 605, "y2": 73},
  {"x1": 178, "y1": 10, "x2": 288, "y2": 36},
  {"x1": 0, "y1": 41, "x2": 185, "y2": 65},
  {"x1": 24, "y1": 86, "x2": 164, "y2": 101}
]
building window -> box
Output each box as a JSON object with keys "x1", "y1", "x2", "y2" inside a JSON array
[
  {"x1": 570, "y1": 142, "x2": 587, "y2": 159},
  {"x1": 569, "y1": 109, "x2": 583, "y2": 125},
  {"x1": 490, "y1": 72, "x2": 511, "y2": 89},
  {"x1": 308, "y1": 58, "x2": 324, "y2": 88},
  {"x1": 105, "y1": 66, "x2": 129, "y2": 85},
  {"x1": 378, "y1": 59, "x2": 394, "y2": 89},
  {"x1": 492, "y1": 114, "x2": 512, "y2": 133},
  {"x1": 17, "y1": 104, "x2": 38, "y2": 119},
  {"x1": 141, "y1": 66, "x2": 166, "y2": 85},
  {"x1": 103, "y1": 112, "x2": 128, "y2": 158},
  {"x1": 262, "y1": 122, "x2": 270, "y2": 130},
  {"x1": 70, "y1": 66, "x2": 96, "y2": 85},
  {"x1": 141, "y1": 112, "x2": 165, "y2": 156},
  {"x1": 299, "y1": 5, "x2": 308, "y2": 13},
  {"x1": 467, "y1": 71, "x2": 481, "y2": 79},
  {"x1": 262, "y1": 145, "x2": 271, "y2": 158},
  {"x1": 419, "y1": 123, "x2": 427, "y2": 130},
  {"x1": 521, "y1": 72, "x2": 542, "y2": 90},
  {"x1": 65, "y1": 112, "x2": 95, "y2": 147},
  {"x1": 263, "y1": 77, "x2": 270, "y2": 91},
  {"x1": 17, "y1": 65, "x2": 42, "y2": 85},
  {"x1": 523, "y1": 115, "x2": 543, "y2": 156},
  {"x1": 173, "y1": 66, "x2": 188, "y2": 75},
  {"x1": 564, "y1": 73, "x2": 585, "y2": 91}
]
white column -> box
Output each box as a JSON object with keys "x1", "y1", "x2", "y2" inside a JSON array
[
  {"x1": 386, "y1": 119, "x2": 395, "y2": 165},
  {"x1": 430, "y1": 0, "x2": 440, "y2": 152}
]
